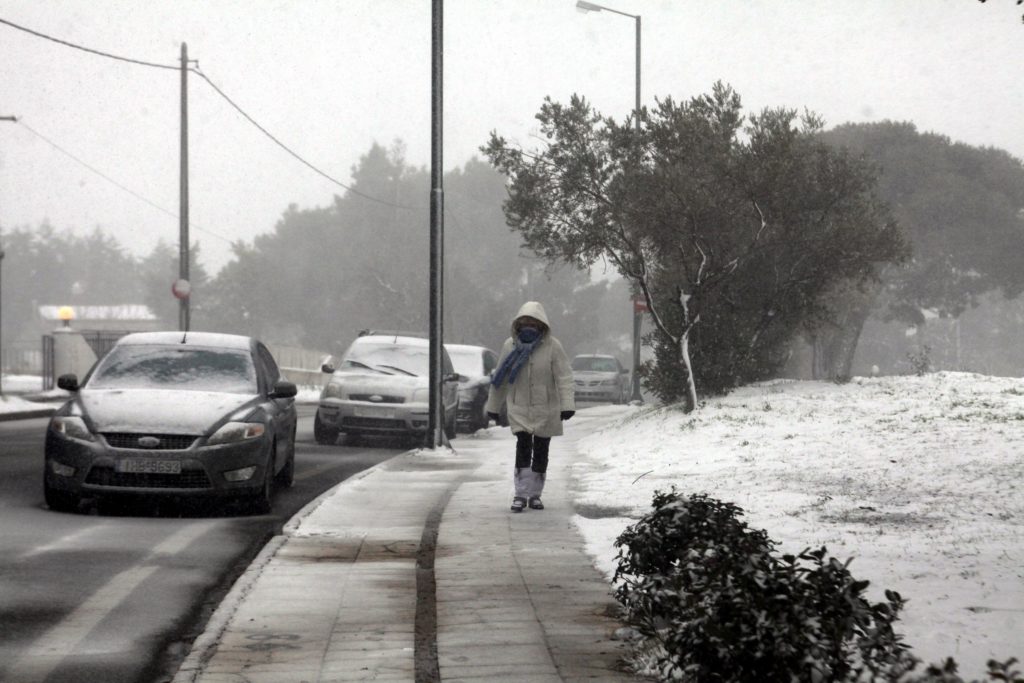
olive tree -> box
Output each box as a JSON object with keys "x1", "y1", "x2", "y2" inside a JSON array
[{"x1": 484, "y1": 83, "x2": 905, "y2": 409}]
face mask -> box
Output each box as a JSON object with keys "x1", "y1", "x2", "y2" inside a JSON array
[{"x1": 517, "y1": 326, "x2": 540, "y2": 343}]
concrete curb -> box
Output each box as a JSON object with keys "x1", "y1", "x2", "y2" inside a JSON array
[
  {"x1": 171, "y1": 533, "x2": 289, "y2": 683},
  {"x1": 172, "y1": 444, "x2": 423, "y2": 683}
]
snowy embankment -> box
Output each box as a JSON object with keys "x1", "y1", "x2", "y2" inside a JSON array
[{"x1": 570, "y1": 372, "x2": 1023, "y2": 676}]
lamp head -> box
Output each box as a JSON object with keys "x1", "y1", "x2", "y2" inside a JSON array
[{"x1": 576, "y1": 1, "x2": 603, "y2": 12}]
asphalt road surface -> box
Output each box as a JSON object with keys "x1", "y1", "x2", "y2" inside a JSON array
[{"x1": 0, "y1": 405, "x2": 405, "y2": 683}]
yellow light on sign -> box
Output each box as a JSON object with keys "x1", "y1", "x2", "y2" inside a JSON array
[{"x1": 57, "y1": 306, "x2": 75, "y2": 322}]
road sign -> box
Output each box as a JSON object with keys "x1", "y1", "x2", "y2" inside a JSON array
[
  {"x1": 171, "y1": 279, "x2": 191, "y2": 300},
  {"x1": 632, "y1": 294, "x2": 649, "y2": 313}
]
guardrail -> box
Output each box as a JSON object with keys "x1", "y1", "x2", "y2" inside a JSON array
[{"x1": 268, "y1": 344, "x2": 332, "y2": 390}]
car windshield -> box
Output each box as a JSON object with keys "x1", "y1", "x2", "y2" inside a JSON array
[
  {"x1": 447, "y1": 348, "x2": 484, "y2": 377},
  {"x1": 572, "y1": 357, "x2": 619, "y2": 373},
  {"x1": 343, "y1": 341, "x2": 429, "y2": 376},
  {"x1": 87, "y1": 344, "x2": 258, "y2": 394}
]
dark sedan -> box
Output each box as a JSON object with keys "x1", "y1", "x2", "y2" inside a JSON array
[
  {"x1": 446, "y1": 343, "x2": 507, "y2": 432},
  {"x1": 43, "y1": 331, "x2": 298, "y2": 514}
]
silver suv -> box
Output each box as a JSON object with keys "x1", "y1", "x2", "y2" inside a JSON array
[{"x1": 314, "y1": 333, "x2": 459, "y2": 445}]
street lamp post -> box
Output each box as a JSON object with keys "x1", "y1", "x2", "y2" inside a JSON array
[
  {"x1": 1, "y1": 115, "x2": 19, "y2": 396},
  {"x1": 0, "y1": 243, "x2": 5, "y2": 397},
  {"x1": 576, "y1": 1, "x2": 644, "y2": 402}
]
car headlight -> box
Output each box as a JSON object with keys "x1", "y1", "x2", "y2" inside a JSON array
[
  {"x1": 207, "y1": 422, "x2": 266, "y2": 446},
  {"x1": 458, "y1": 387, "x2": 476, "y2": 401},
  {"x1": 322, "y1": 382, "x2": 344, "y2": 399},
  {"x1": 411, "y1": 388, "x2": 429, "y2": 403},
  {"x1": 50, "y1": 416, "x2": 95, "y2": 442},
  {"x1": 601, "y1": 379, "x2": 618, "y2": 386}
]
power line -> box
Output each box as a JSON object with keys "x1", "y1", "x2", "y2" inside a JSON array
[
  {"x1": 190, "y1": 68, "x2": 420, "y2": 211},
  {"x1": 1, "y1": 16, "x2": 422, "y2": 212},
  {"x1": 17, "y1": 120, "x2": 235, "y2": 245},
  {"x1": 0, "y1": 16, "x2": 178, "y2": 70}
]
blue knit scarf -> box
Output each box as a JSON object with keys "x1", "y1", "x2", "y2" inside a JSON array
[{"x1": 491, "y1": 327, "x2": 542, "y2": 387}]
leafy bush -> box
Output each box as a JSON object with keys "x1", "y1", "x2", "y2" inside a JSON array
[
  {"x1": 613, "y1": 489, "x2": 916, "y2": 681},
  {"x1": 613, "y1": 489, "x2": 1022, "y2": 682},
  {"x1": 906, "y1": 344, "x2": 932, "y2": 376}
]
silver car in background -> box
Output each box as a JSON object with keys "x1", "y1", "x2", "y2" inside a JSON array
[
  {"x1": 571, "y1": 353, "x2": 631, "y2": 404},
  {"x1": 315, "y1": 333, "x2": 459, "y2": 445}
]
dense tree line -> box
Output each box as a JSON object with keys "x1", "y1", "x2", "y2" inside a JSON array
[
  {"x1": 824, "y1": 122, "x2": 1024, "y2": 319},
  {"x1": 200, "y1": 143, "x2": 630, "y2": 359},
  {"x1": 7, "y1": 116, "x2": 1020, "y2": 401},
  {"x1": 809, "y1": 122, "x2": 1024, "y2": 378},
  {"x1": 1, "y1": 144, "x2": 632, "y2": 369}
]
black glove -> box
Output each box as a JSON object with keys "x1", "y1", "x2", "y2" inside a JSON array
[
  {"x1": 487, "y1": 412, "x2": 500, "y2": 422},
  {"x1": 560, "y1": 410, "x2": 575, "y2": 421}
]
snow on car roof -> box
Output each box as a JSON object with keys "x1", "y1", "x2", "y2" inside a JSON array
[
  {"x1": 356, "y1": 334, "x2": 428, "y2": 347},
  {"x1": 573, "y1": 353, "x2": 616, "y2": 359},
  {"x1": 114, "y1": 331, "x2": 253, "y2": 350},
  {"x1": 445, "y1": 343, "x2": 489, "y2": 352}
]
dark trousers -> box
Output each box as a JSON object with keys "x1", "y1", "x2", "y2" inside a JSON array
[{"x1": 515, "y1": 431, "x2": 551, "y2": 474}]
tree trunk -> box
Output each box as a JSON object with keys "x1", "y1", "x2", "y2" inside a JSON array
[
  {"x1": 680, "y1": 329, "x2": 697, "y2": 412},
  {"x1": 811, "y1": 278, "x2": 881, "y2": 381}
]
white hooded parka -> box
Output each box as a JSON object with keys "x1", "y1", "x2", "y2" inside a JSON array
[{"x1": 485, "y1": 301, "x2": 575, "y2": 437}]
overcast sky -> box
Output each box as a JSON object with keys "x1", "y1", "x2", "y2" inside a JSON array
[{"x1": 1, "y1": 0, "x2": 1021, "y2": 275}]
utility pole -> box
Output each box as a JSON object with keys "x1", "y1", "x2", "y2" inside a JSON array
[
  {"x1": 629, "y1": 14, "x2": 643, "y2": 403},
  {"x1": 576, "y1": 1, "x2": 644, "y2": 403},
  {"x1": 178, "y1": 43, "x2": 190, "y2": 332},
  {"x1": 427, "y1": 0, "x2": 446, "y2": 448},
  {"x1": 0, "y1": 115, "x2": 18, "y2": 396}
]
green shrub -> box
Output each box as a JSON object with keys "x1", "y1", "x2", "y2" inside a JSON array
[
  {"x1": 613, "y1": 489, "x2": 915, "y2": 681},
  {"x1": 613, "y1": 489, "x2": 1022, "y2": 682}
]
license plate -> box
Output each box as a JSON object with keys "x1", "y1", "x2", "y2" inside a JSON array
[
  {"x1": 116, "y1": 459, "x2": 182, "y2": 474},
  {"x1": 354, "y1": 405, "x2": 395, "y2": 419}
]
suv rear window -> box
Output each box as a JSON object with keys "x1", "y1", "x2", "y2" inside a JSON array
[{"x1": 571, "y1": 356, "x2": 620, "y2": 373}]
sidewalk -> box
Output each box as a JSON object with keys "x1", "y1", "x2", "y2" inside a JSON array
[{"x1": 173, "y1": 412, "x2": 639, "y2": 683}]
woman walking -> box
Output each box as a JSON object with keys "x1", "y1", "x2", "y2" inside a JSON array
[{"x1": 486, "y1": 301, "x2": 575, "y2": 512}]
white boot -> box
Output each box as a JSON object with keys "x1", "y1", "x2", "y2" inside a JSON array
[
  {"x1": 511, "y1": 468, "x2": 530, "y2": 512},
  {"x1": 528, "y1": 471, "x2": 546, "y2": 509},
  {"x1": 514, "y1": 467, "x2": 531, "y2": 498}
]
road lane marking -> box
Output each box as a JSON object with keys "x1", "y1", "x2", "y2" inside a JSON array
[
  {"x1": 17, "y1": 521, "x2": 114, "y2": 560},
  {"x1": 4, "y1": 521, "x2": 216, "y2": 683}
]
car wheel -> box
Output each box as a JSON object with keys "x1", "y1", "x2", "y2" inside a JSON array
[
  {"x1": 249, "y1": 448, "x2": 274, "y2": 515},
  {"x1": 44, "y1": 481, "x2": 79, "y2": 513},
  {"x1": 274, "y1": 433, "x2": 295, "y2": 488},
  {"x1": 314, "y1": 411, "x2": 339, "y2": 445},
  {"x1": 498, "y1": 408, "x2": 509, "y2": 427}
]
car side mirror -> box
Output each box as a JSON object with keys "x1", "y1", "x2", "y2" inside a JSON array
[
  {"x1": 444, "y1": 373, "x2": 461, "y2": 383},
  {"x1": 57, "y1": 374, "x2": 80, "y2": 392},
  {"x1": 270, "y1": 380, "x2": 298, "y2": 399},
  {"x1": 321, "y1": 363, "x2": 335, "y2": 374},
  {"x1": 621, "y1": 368, "x2": 629, "y2": 374}
]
